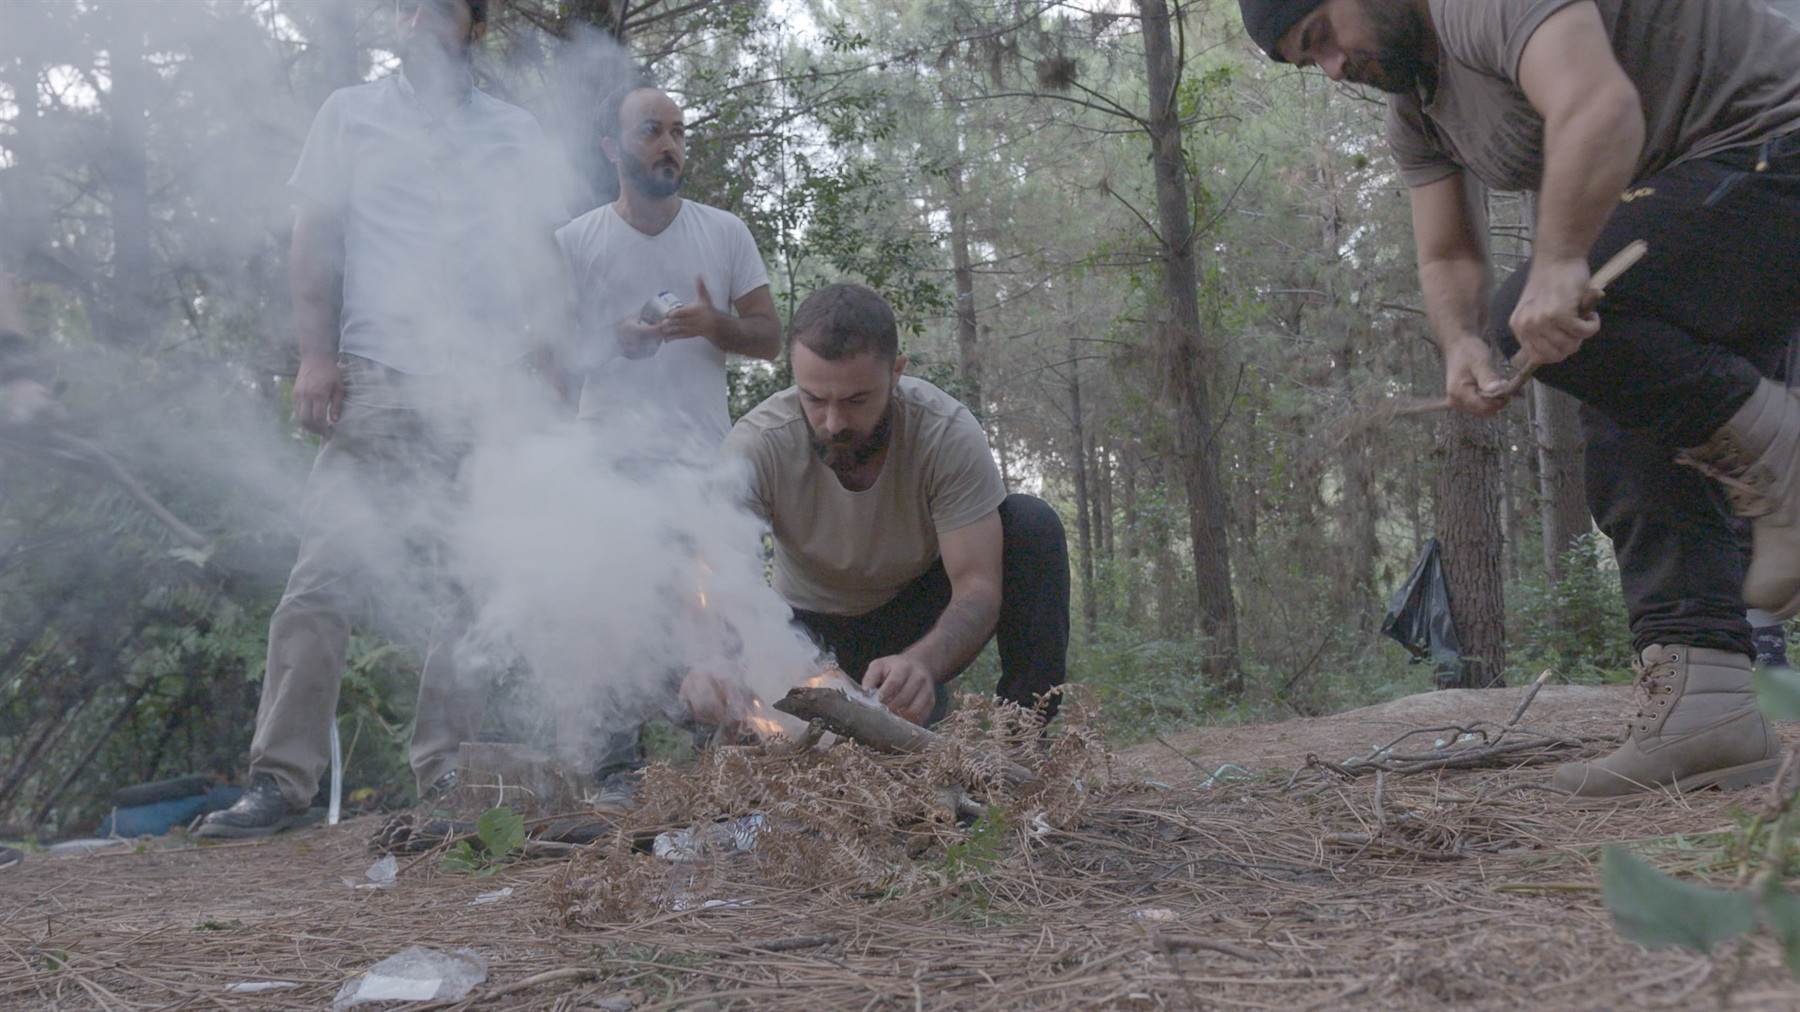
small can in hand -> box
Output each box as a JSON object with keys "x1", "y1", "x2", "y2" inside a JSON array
[
  {"x1": 640, "y1": 290, "x2": 685, "y2": 325},
  {"x1": 623, "y1": 291, "x2": 684, "y2": 359}
]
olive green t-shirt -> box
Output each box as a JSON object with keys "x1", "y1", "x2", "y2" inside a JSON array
[
  {"x1": 722, "y1": 376, "x2": 1008, "y2": 616},
  {"x1": 1386, "y1": 0, "x2": 1800, "y2": 192}
]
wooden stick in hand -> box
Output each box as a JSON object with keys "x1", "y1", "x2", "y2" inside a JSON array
[{"x1": 1479, "y1": 239, "x2": 1648, "y2": 402}]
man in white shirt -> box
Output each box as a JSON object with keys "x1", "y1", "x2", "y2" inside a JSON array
[
  {"x1": 556, "y1": 84, "x2": 780, "y2": 450},
  {"x1": 552, "y1": 84, "x2": 780, "y2": 784},
  {"x1": 199, "y1": 0, "x2": 565, "y2": 837}
]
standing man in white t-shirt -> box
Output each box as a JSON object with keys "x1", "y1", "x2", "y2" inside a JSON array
[
  {"x1": 556, "y1": 84, "x2": 780, "y2": 450},
  {"x1": 198, "y1": 0, "x2": 567, "y2": 838},
  {"x1": 553, "y1": 83, "x2": 780, "y2": 785}
]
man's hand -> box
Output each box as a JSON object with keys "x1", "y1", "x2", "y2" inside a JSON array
[
  {"x1": 680, "y1": 666, "x2": 755, "y2": 734},
  {"x1": 658, "y1": 275, "x2": 727, "y2": 346},
  {"x1": 292, "y1": 354, "x2": 344, "y2": 436},
  {"x1": 1509, "y1": 257, "x2": 1600, "y2": 366},
  {"x1": 863, "y1": 654, "x2": 937, "y2": 725},
  {"x1": 1442, "y1": 333, "x2": 1506, "y2": 416}
]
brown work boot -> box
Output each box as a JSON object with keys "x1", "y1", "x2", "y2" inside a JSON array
[
  {"x1": 1552, "y1": 645, "x2": 1779, "y2": 798},
  {"x1": 1678, "y1": 379, "x2": 1800, "y2": 618}
]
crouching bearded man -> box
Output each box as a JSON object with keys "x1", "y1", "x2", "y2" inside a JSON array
[{"x1": 688, "y1": 283, "x2": 1071, "y2": 729}]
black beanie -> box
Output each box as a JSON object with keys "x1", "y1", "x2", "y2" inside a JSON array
[{"x1": 1238, "y1": 0, "x2": 1328, "y2": 62}]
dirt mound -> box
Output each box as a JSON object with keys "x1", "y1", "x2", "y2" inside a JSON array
[
  {"x1": 2, "y1": 686, "x2": 1797, "y2": 1011},
  {"x1": 1122, "y1": 683, "x2": 1631, "y2": 781}
]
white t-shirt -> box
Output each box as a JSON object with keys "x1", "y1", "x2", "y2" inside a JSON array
[
  {"x1": 555, "y1": 201, "x2": 770, "y2": 447},
  {"x1": 289, "y1": 74, "x2": 567, "y2": 376}
]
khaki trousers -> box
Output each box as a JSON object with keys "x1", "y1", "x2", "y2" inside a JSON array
[{"x1": 248, "y1": 355, "x2": 490, "y2": 805}]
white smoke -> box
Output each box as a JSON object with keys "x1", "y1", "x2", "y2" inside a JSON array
[{"x1": 451, "y1": 408, "x2": 821, "y2": 766}]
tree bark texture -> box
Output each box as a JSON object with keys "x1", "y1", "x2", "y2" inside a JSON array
[
  {"x1": 1138, "y1": 0, "x2": 1239, "y2": 684},
  {"x1": 102, "y1": 4, "x2": 155, "y2": 347},
  {"x1": 1438, "y1": 412, "x2": 1507, "y2": 687},
  {"x1": 1069, "y1": 340, "x2": 1097, "y2": 639},
  {"x1": 1532, "y1": 382, "x2": 1590, "y2": 582},
  {"x1": 949, "y1": 161, "x2": 983, "y2": 413}
]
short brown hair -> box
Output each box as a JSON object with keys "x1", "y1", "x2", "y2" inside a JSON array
[
  {"x1": 791, "y1": 283, "x2": 898, "y2": 361},
  {"x1": 600, "y1": 78, "x2": 661, "y2": 141}
]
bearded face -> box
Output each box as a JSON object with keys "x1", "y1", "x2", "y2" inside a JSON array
[
  {"x1": 1343, "y1": 0, "x2": 1434, "y2": 95},
  {"x1": 809, "y1": 400, "x2": 894, "y2": 478},
  {"x1": 621, "y1": 148, "x2": 683, "y2": 199}
]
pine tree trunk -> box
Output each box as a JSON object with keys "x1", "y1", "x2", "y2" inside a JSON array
[
  {"x1": 1533, "y1": 382, "x2": 1590, "y2": 581},
  {"x1": 1438, "y1": 412, "x2": 1507, "y2": 687},
  {"x1": 102, "y1": 4, "x2": 154, "y2": 347},
  {"x1": 1069, "y1": 341, "x2": 1097, "y2": 640},
  {"x1": 1139, "y1": 0, "x2": 1238, "y2": 685},
  {"x1": 949, "y1": 162, "x2": 982, "y2": 413}
]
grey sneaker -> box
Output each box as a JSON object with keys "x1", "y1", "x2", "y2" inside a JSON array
[
  {"x1": 418, "y1": 769, "x2": 459, "y2": 807},
  {"x1": 195, "y1": 773, "x2": 314, "y2": 839},
  {"x1": 589, "y1": 767, "x2": 641, "y2": 813}
]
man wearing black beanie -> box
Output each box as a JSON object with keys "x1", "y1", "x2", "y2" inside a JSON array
[{"x1": 1237, "y1": 0, "x2": 1800, "y2": 798}]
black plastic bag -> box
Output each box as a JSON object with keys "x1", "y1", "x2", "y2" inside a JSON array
[{"x1": 1380, "y1": 538, "x2": 1463, "y2": 688}]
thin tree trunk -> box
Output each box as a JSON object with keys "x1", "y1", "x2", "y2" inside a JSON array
[
  {"x1": 1438, "y1": 413, "x2": 1507, "y2": 688},
  {"x1": 1139, "y1": 0, "x2": 1238, "y2": 686},
  {"x1": 949, "y1": 161, "x2": 982, "y2": 413},
  {"x1": 1096, "y1": 439, "x2": 1115, "y2": 563},
  {"x1": 1068, "y1": 341, "x2": 1097, "y2": 640},
  {"x1": 1122, "y1": 444, "x2": 1142, "y2": 620},
  {"x1": 1534, "y1": 382, "x2": 1589, "y2": 581},
  {"x1": 103, "y1": 3, "x2": 154, "y2": 347}
]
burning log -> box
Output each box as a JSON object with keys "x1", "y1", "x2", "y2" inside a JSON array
[{"x1": 773, "y1": 685, "x2": 1037, "y2": 786}]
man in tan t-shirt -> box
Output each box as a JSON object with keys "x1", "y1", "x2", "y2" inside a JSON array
[
  {"x1": 718, "y1": 283, "x2": 1070, "y2": 725},
  {"x1": 1242, "y1": 0, "x2": 1800, "y2": 797}
]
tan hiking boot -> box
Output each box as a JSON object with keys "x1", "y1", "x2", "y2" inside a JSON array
[
  {"x1": 1678, "y1": 379, "x2": 1800, "y2": 619},
  {"x1": 1552, "y1": 645, "x2": 1779, "y2": 798}
]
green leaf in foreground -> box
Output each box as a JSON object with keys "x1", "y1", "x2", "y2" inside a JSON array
[
  {"x1": 1762, "y1": 883, "x2": 1800, "y2": 977},
  {"x1": 1600, "y1": 844, "x2": 1754, "y2": 952},
  {"x1": 476, "y1": 806, "x2": 525, "y2": 857},
  {"x1": 1754, "y1": 664, "x2": 1800, "y2": 720}
]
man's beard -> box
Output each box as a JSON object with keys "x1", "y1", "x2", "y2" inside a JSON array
[
  {"x1": 1346, "y1": 0, "x2": 1435, "y2": 95},
  {"x1": 624, "y1": 155, "x2": 683, "y2": 199},
  {"x1": 811, "y1": 403, "x2": 894, "y2": 478}
]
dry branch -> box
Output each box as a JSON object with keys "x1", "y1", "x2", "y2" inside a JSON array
[{"x1": 773, "y1": 686, "x2": 1037, "y2": 785}]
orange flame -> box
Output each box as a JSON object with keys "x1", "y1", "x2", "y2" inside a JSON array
[{"x1": 742, "y1": 696, "x2": 789, "y2": 742}]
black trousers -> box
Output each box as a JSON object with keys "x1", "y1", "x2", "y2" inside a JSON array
[
  {"x1": 1486, "y1": 133, "x2": 1800, "y2": 655},
  {"x1": 790, "y1": 493, "x2": 1071, "y2": 723}
]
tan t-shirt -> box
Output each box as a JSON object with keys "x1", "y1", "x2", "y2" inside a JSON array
[
  {"x1": 1386, "y1": 0, "x2": 1800, "y2": 191},
  {"x1": 722, "y1": 376, "x2": 1008, "y2": 615}
]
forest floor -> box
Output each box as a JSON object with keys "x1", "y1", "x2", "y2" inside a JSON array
[{"x1": 5, "y1": 683, "x2": 1800, "y2": 1011}]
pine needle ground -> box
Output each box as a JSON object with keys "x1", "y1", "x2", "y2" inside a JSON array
[{"x1": 3, "y1": 684, "x2": 1800, "y2": 1011}]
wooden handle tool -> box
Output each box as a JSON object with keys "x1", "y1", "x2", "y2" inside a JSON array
[{"x1": 1480, "y1": 239, "x2": 1648, "y2": 401}]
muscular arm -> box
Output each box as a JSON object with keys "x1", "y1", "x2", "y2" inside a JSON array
[
  {"x1": 719, "y1": 284, "x2": 782, "y2": 360},
  {"x1": 1509, "y1": 0, "x2": 1645, "y2": 362},
  {"x1": 863, "y1": 510, "x2": 1003, "y2": 724},
  {"x1": 1410, "y1": 172, "x2": 1500, "y2": 415},
  {"x1": 289, "y1": 199, "x2": 345, "y2": 435}
]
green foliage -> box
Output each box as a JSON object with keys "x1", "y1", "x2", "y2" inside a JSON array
[
  {"x1": 943, "y1": 805, "x2": 1009, "y2": 883},
  {"x1": 442, "y1": 806, "x2": 526, "y2": 877},
  {"x1": 1600, "y1": 666, "x2": 1800, "y2": 975},
  {"x1": 1601, "y1": 844, "x2": 1756, "y2": 953},
  {"x1": 936, "y1": 806, "x2": 1012, "y2": 922},
  {"x1": 1755, "y1": 664, "x2": 1800, "y2": 721},
  {"x1": 1507, "y1": 531, "x2": 1634, "y2": 681}
]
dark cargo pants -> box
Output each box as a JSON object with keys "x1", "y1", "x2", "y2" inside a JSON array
[{"x1": 1486, "y1": 133, "x2": 1800, "y2": 656}]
